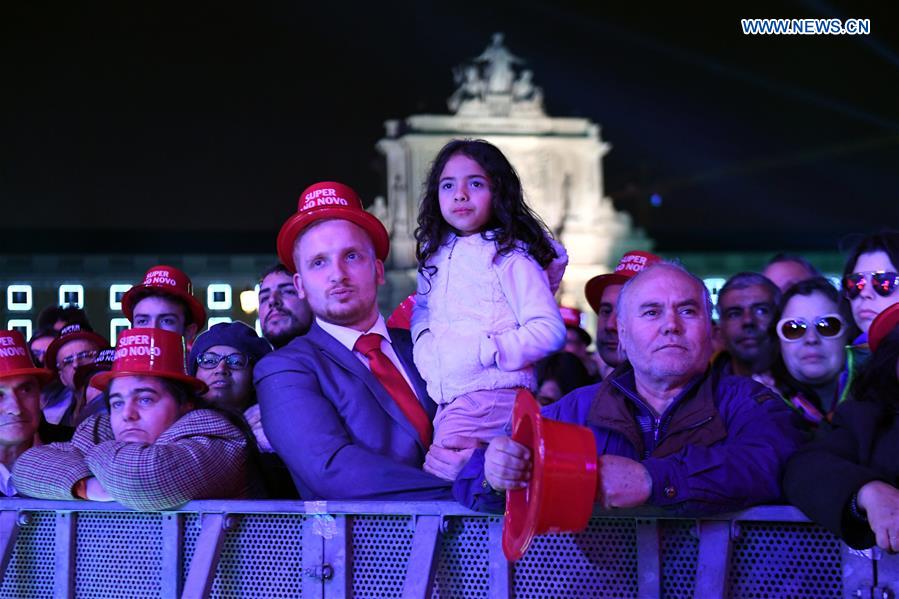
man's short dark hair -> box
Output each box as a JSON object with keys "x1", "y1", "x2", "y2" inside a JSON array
[
  {"x1": 718, "y1": 272, "x2": 782, "y2": 312},
  {"x1": 259, "y1": 263, "x2": 291, "y2": 285},
  {"x1": 127, "y1": 289, "x2": 194, "y2": 325},
  {"x1": 766, "y1": 253, "x2": 821, "y2": 277},
  {"x1": 37, "y1": 305, "x2": 91, "y2": 330}
]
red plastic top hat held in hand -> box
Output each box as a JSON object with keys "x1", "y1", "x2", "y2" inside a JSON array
[
  {"x1": 91, "y1": 328, "x2": 207, "y2": 393},
  {"x1": 502, "y1": 389, "x2": 598, "y2": 561}
]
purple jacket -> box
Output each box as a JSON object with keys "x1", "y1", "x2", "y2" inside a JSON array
[{"x1": 452, "y1": 365, "x2": 803, "y2": 514}]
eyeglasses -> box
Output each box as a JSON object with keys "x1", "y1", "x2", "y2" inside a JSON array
[
  {"x1": 776, "y1": 314, "x2": 845, "y2": 343},
  {"x1": 843, "y1": 271, "x2": 899, "y2": 299},
  {"x1": 57, "y1": 349, "x2": 99, "y2": 370},
  {"x1": 196, "y1": 351, "x2": 250, "y2": 370}
]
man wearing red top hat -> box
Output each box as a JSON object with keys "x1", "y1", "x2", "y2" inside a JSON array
[
  {"x1": 255, "y1": 181, "x2": 470, "y2": 500},
  {"x1": 13, "y1": 328, "x2": 252, "y2": 510},
  {"x1": 121, "y1": 265, "x2": 207, "y2": 343},
  {"x1": 558, "y1": 305, "x2": 599, "y2": 381},
  {"x1": 42, "y1": 324, "x2": 108, "y2": 426},
  {"x1": 457, "y1": 262, "x2": 802, "y2": 514},
  {"x1": 584, "y1": 250, "x2": 662, "y2": 379},
  {"x1": 0, "y1": 331, "x2": 63, "y2": 496}
]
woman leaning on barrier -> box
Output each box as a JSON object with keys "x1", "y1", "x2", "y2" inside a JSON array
[
  {"x1": 784, "y1": 303, "x2": 899, "y2": 551},
  {"x1": 12, "y1": 328, "x2": 254, "y2": 511}
]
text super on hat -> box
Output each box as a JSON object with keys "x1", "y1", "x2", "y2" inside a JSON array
[
  {"x1": 584, "y1": 251, "x2": 662, "y2": 313},
  {"x1": 91, "y1": 328, "x2": 207, "y2": 393},
  {"x1": 868, "y1": 303, "x2": 899, "y2": 353},
  {"x1": 73, "y1": 348, "x2": 116, "y2": 391},
  {"x1": 120, "y1": 265, "x2": 207, "y2": 330},
  {"x1": 276, "y1": 181, "x2": 390, "y2": 273},
  {"x1": 45, "y1": 324, "x2": 108, "y2": 373},
  {"x1": 0, "y1": 330, "x2": 54, "y2": 386}
]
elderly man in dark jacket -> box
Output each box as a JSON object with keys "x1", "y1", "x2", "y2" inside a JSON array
[{"x1": 456, "y1": 262, "x2": 803, "y2": 513}]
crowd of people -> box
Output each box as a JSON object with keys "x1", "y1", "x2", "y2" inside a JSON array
[{"x1": 1, "y1": 139, "x2": 898, "y2": 553}]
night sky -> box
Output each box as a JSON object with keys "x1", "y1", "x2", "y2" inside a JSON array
[{"x1": 3, "y1": 1, "x2": 898, "y2": 254}]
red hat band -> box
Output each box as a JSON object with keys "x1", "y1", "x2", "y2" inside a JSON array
[
  {"x1": 0, "y1": 330, "x2": 54, "y2": 385},
  {"x1": 502, "y1": 389, "x2": 598, "y2": 561},
  {"x1": 91, "y1": 328, "x2": 207, "y2": 393}
]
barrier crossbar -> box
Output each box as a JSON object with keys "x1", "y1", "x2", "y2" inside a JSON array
[{"x1": 0, "y1": 499, "x2": 892, "y2": 598}]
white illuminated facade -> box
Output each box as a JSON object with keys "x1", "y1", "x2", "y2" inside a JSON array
[
  {"x1": 6, "y1": 285, "x2": 33, "y2": 312},
  {"x1": 58, "y1": 284, "x2": 85, "y2": 309},
  {"x1": 375, "y1": 33, "x2": 651, "y2": 311},
  {"x1": 207, "y1": 284, "x2": 232, "y2": 311}
]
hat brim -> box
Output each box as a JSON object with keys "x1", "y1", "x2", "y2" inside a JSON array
[
  {"x1": 503, "y1": 389, "x2": 545, "y2": 561},
  {"x1": 277, "y1": 207, "x2": 390, "y2": 273},
  {"x1": 0, "y1": 368, "x2": 55, "y2": 387},
  {"x1": 91, "y1": 370, "x2": 209, "y2": 395},
  {"x1": 584, "y1": 274, "x2": 628, "y2": 313},
  {"x1": 45, "y1": 331, "x2": 109, "y2": 373},
  {"x1": 121, "y1": 286, "x2": 207, "y2": 330},
  {"x1": 869, "y1": 304, "x2": 899, "y2": 352}
]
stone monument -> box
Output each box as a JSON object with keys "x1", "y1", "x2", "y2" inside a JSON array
[{"x1": 375, "y1": 33, "x2": 651, "y2": 313}]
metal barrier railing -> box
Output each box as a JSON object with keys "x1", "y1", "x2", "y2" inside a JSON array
[{"x1": 0, "y1": 499, "x2": 893, "y2": 599}]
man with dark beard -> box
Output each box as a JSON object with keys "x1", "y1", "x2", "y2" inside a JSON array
[{"x1": 257, "y1": 264, "x2": 313, "y2": 348}]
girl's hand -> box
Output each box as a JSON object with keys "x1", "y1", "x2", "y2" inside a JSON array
[{"x1": 857, "y1": 481, "x2": 899, "y2": 552}]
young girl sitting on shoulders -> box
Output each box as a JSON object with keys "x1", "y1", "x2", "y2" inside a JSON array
[{"x1": 411, "y1": 139, "x2": 567, "y2": 477}]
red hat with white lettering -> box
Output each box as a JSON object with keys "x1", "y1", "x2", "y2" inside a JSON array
[
  {"x1": 584, "y1": 251, "x2": 663, "y2": 313},
  {"x1": 121, "y1": 265, "x2": 207, "y2": 329},
  {"x1": 276, "y1": 181, "x2": 390, "y2": 273},
  {"x1": 90, "y1": 328, "x2": 207, "y2": 393},
  {"x1": 0, "y1": 330, "x2": 54, "y2": 385},
  {"x1": 45, "y1": 324, "x2": 108, "y2": 374}
]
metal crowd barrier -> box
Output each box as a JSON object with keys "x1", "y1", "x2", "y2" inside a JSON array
[{"x1": 0, "y1": 498, "x2": 894, "y2": 599}]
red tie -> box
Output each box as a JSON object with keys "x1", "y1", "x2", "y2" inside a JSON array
[{"x1": 354, "y1": 333, "x2": 433, "y2": 447}]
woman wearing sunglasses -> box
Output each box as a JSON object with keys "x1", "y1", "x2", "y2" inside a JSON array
[
  {"x1": 12, "y1": 328, "x2": 252, "y2": 510},
  {"x1": 784, "y1": 303, "x2": 899, "y2": 551},
  {"x1": 841, "y1": 231, "x2": 899, "y2": 343},
  {"x1": 772, "y1": 277, "x2": 852, "y2": 425}
]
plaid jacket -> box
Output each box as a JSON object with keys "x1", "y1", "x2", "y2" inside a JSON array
[{"x1": 12, "y1": 409, "x2": 249, "y2": 511}]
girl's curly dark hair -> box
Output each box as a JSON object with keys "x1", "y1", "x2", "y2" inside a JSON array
[{"x1": 414, "y1": 139, "x2": 557, "y2": 281}]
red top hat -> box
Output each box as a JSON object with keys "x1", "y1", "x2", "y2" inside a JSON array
[
  {"x1": 559, "y1": 306, "x2": 583, "y2": 329},
  {"x1": 868, "y1": 303, "x2": 899, "y2": 353},
  {"x1": 276, "y1": 181, "x2": 390, "y2": 273},
  {"x1": 121, "y1": 265, "x2": 207, "y2": 329},
  {"x1": 502, "y1": 389, "x2": 598, "y2": 561},
  {"x1": 584, "y1": 251, "x2": 662, "y2": 313},
  {"x1": 91, "y1": 328, "x2": 208, "y2": 393},
  {"x1": 45, "y1": 324, "x2": 108, "y2": 373},
  {"x1": 0, "y1": 330, "x2": 54, "y2": 386},
  {"x1": 386, "y1": 294, "x2": 416, "y2": 330}
]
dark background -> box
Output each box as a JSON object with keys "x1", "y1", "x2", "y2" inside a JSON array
[{"x1": 2, "y1": 1, "x2": 897, "y2": 254}]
